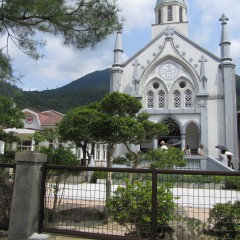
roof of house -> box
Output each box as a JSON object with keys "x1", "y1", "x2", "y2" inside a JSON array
[{"x1": 38, "y1": 110, "x2": 64, "y2": 126}]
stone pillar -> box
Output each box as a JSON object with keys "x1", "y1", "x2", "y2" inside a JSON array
[
  {"x1": 181, "y1": 132, "x2": 186, "y2": 150},
  {"x1": 8, "y1": 151, "x2": 47, "y2": 240}
]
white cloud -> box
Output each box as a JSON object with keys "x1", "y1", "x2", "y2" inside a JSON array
[
  {"x1": 117, "y1": 0, "x2": 154, "y2": 33},
  {"x1": 9, "y1": 0, "x2": 240, "y2": 90}
]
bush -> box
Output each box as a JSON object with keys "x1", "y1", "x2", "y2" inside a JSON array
[
  {"x1": 205, "y1": 201, "x2": 240, "y2": 239},
  {"x1": 0, "y1": 150, "x2": 16, "y2": 163},
  {"x1": 91, "y1": 171, "x2": 107, "y2": 183},
  {"x1": 106, "y1": 180, "x2": 176, "y2": 238},
  {"x1": 225, "y1": 176, "x2": 240, "y2": 190}
]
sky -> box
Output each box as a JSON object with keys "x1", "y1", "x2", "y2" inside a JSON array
[{"x1": 8, "y1": 0, "x2": 240, "y2": 91}]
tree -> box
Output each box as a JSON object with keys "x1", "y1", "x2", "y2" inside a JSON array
[
  {"x1": 33, "y1": 127, "x2": 62, "y2": 149},
  {"x1": 0, "y1": 96, "x2": 24, "y2": 143},
  {"x1": 91, "y1": 93, "x2": 169, "y2": 168},
  {"x1": 145, "y1": 147, "x2": 186, "y2": 169},
  {"x1": 90, "y1": 92, "x2": 143, "y2": 168},
  {"x1": 0, "y1": 96, "x2": 24, "y2": 163},
  {"x1": 0, "y1": 0, "x2": 121, "y2": 82},
  {"x1": 58, "y1": 105, "x2": 100, "y2": 165}
]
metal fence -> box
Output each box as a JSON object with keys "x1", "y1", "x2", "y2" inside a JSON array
[
  {"x1": 0, "y1": 163, "x2": 15, "y2": 230},
  {"x1": 39, "y1": 165, "x2": 240, "y2": 240}
]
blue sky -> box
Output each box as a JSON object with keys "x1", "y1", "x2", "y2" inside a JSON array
[{"x1": 10, "y1": 0, "x2": 240, "y2": 91}]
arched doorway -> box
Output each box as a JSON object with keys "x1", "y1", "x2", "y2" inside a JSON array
[
  {"x1": 185, "y1": 122, "x2": 199, "y2": 154},
  {"x1": 160, "y1": 118, "x2": 181, "y2": 148}
]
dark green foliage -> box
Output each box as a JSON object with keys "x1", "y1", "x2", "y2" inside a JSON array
[
  {"x1": 205, "y1": 201, "x2": 240, "y2": 239},
  {"x1": 0, "y1": 150, "x2": 16, "y2": 164},
  {"x1": 91, "y1": 171, "x2": 107, "y2": 183},
  {"x1": 106, "y1": 180, "x2": 176, "y2": 238},
  {"x1": 145, "y1": 147, "x2": 186, "y2": 169},
  {"x1": 157, "y1": 174, "x2": 223, "y2": 184},
  {"x1": 39, "y1": 146, "x2": 79, "y2": 166},
  {"x1": 0, "y1": 0, "x2": 121, "y2": 83},
  {"x1": 225, "y1": 176, "x2": 240, "y2": 190},
  {"x1": 1, "y1": 72, "x2": 240, "y2": 113},
  {"x1": 0, "y1": 69, "x2": 110, "y2": 113}
]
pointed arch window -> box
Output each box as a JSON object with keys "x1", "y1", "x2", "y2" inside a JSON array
[
  {"x1": 174, "y1": 90, "x2": 181, "y2": 108},
  {"x1": 147, "y1": 91, "x2": 154, "y2": 108},
  {"x1": 185, "y1": 89, "x2": 192, "y2": 108},
  {"x1": 158, "y1": 90, "x2": 165, "y2": 108},
  {"x1": 158, "y1": 9, "x2": 162, "y2": 24},
  {"x1": 168, "y1": 6, "x2": 173, "y2": 21},
  {"x1": 179, "y1": 7, "x2": 183, "y2": 22}
]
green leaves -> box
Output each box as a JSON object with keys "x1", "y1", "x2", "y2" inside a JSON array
[
  {"x1": 106, "y1": 180, "x2": 176, "y2": 238},
  {"x1": 100, "y1": 92, "x2": 142, "y2": 117},
  {"x1": 0, "y1": 0, "x2": 121, "y2": 82},
  {"x1": 0, "y1": 96, "x2": 24, "y2": 129},
  {"x1": 145, "y1": 147, "x2": 186, "y2": 169}
]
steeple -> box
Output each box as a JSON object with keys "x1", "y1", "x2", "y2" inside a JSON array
[
  {"x1": 152, "y1": 0, "x2": 188, "y2": 38},
  {"x1": 219, "y1": 13, "x2": 232, "y2": 61},
  {"x1": 113, "y1": 30, "x2": 123, "y2": 67}
]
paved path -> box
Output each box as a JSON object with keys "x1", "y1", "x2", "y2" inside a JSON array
[{"x1": 50, "y1": 183, "x2": 240, "y2": 209}]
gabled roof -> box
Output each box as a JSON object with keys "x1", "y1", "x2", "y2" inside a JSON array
[
  {"x1": 38, "y1": 110, "x2": 64, "y2": 126},
  {"x1": 22, "y1": 108, "x2": 64, "y2": 127},
  {"x1": 122, "y1": 26, "x2": 221, "y2": 67}
]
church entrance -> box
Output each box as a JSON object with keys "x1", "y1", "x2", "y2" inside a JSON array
[
  {"x1": 185, "y1": 122, "x2": 199, "y2": 154},
  {"x1": 159, "y1": 118, "x2": 181, "y2": 148}
]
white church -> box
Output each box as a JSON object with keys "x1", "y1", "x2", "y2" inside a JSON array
[{"x1": 110, "y1": 0, "x2": 239, "y2": 167}]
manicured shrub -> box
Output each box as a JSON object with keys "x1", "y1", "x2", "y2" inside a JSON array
[
  {"x1": 91, "y1": 171, "x2": 107, "y2": 183},
  {"x1": 225, "y1": 176, "x2": 240, "y2": 190},
  {"x1": 106, "y1": 180, "x2": 176, "y2": 238},
  {"x1": 205, "y1": 201, "x2": 240, "y2": 239}
]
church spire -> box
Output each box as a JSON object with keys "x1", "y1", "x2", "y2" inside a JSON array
[
  {"x1": 219, "y1": 13, "x2": 232, "y2": 61},
  {"x1": 152, "y1": 0, "x2": 188, "y2": 38},
  {"x1": 113, "y1": 30, "x2": 123, "y2": 67}
]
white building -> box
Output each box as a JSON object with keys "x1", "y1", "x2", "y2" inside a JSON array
[
  {"x1": 2, "y1": 108, "x2": 108, "y2": 165},
  {"x1": 3, "y1": 109, "x2": 65, "y2": 152},
  {"x1": 110, "y1": 0, "x2": 239, "y2": 166}
]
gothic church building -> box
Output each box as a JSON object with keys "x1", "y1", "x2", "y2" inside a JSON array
[{"x1": 110, "y1": 0, "x2": 239, "y2": 165}]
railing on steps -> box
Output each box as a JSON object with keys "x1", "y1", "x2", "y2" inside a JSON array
[{"x1": 176, "y1": 155, "x2": 235, "y2": 172}]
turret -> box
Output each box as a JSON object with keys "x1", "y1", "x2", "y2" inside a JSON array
[
  {"x1": 219, "y1": 14, "x2": 239, "y2": 167},
  {"x1": 219, "y1": 13, "x2": 232, "y2": 61},
  {"x1": 113, "y1": 30, "x2": 123, "y2": 67},
  {"x1": 110, "y1": 30, "x2": 123, "y2": 92},
  {"x1": 152, "y1": 0, "x2": 188, "y2": 38}
]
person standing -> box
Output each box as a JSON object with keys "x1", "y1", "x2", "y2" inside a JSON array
[
  {"x1": 220, "y1": 149, "x2": 228, "y2": 166},
  {"x1": 183, "y1": 145, "x2": 191, "y2": 155},
  {"x1": 225, "y1": 151, "x2": 234, "y2": 169},
  {"x1": 160, "y1": 141, "x2": 168, "y2": 150},
  {"x1": 197, "y1": 144, "x2": 204, "y2": 155}
]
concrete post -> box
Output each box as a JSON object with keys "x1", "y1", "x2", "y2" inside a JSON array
[{"x1": 8, "y1": 151, "x2": 47, "y2": 240}]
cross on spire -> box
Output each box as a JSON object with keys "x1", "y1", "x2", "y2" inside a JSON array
[
  {"x1": 198, "y1": 55, "x2": 208, "y2": 88},
  {"x1": 132, "y1": 59, "x2": 141, "y2": 92},
  {"x1": 219, "y1": 13, "x2": 229, "y2": 25},
  {"x1": 132, "y1": 59, "x2": 140, "y2": 80}
]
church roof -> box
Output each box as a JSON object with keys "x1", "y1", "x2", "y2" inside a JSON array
[
  {"x1": 122, "y1": 26, "x2": 220, "y2": 68},
  {"x1": 156, "y1": 0, "x2": 186, "y2": 6}
]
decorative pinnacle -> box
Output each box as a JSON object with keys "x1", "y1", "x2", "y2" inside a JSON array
[{"x1": 219, "y1": 13, "x2": 229, "y2": 25}]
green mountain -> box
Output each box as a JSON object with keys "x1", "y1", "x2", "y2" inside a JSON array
[
  {"x1": 0, "y1": 69, "x2": 240, "y2": 114},
  {"x1": 0, "y1": 69, "x2": 110, "y2": 113}
]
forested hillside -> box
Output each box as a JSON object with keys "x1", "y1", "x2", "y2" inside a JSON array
[
  {"x1": 0, "y1": 69, "x2": 110, "y2": 113},
  {"x1": 0, "y1": 69, "x2": 239, "y2": 114}
]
